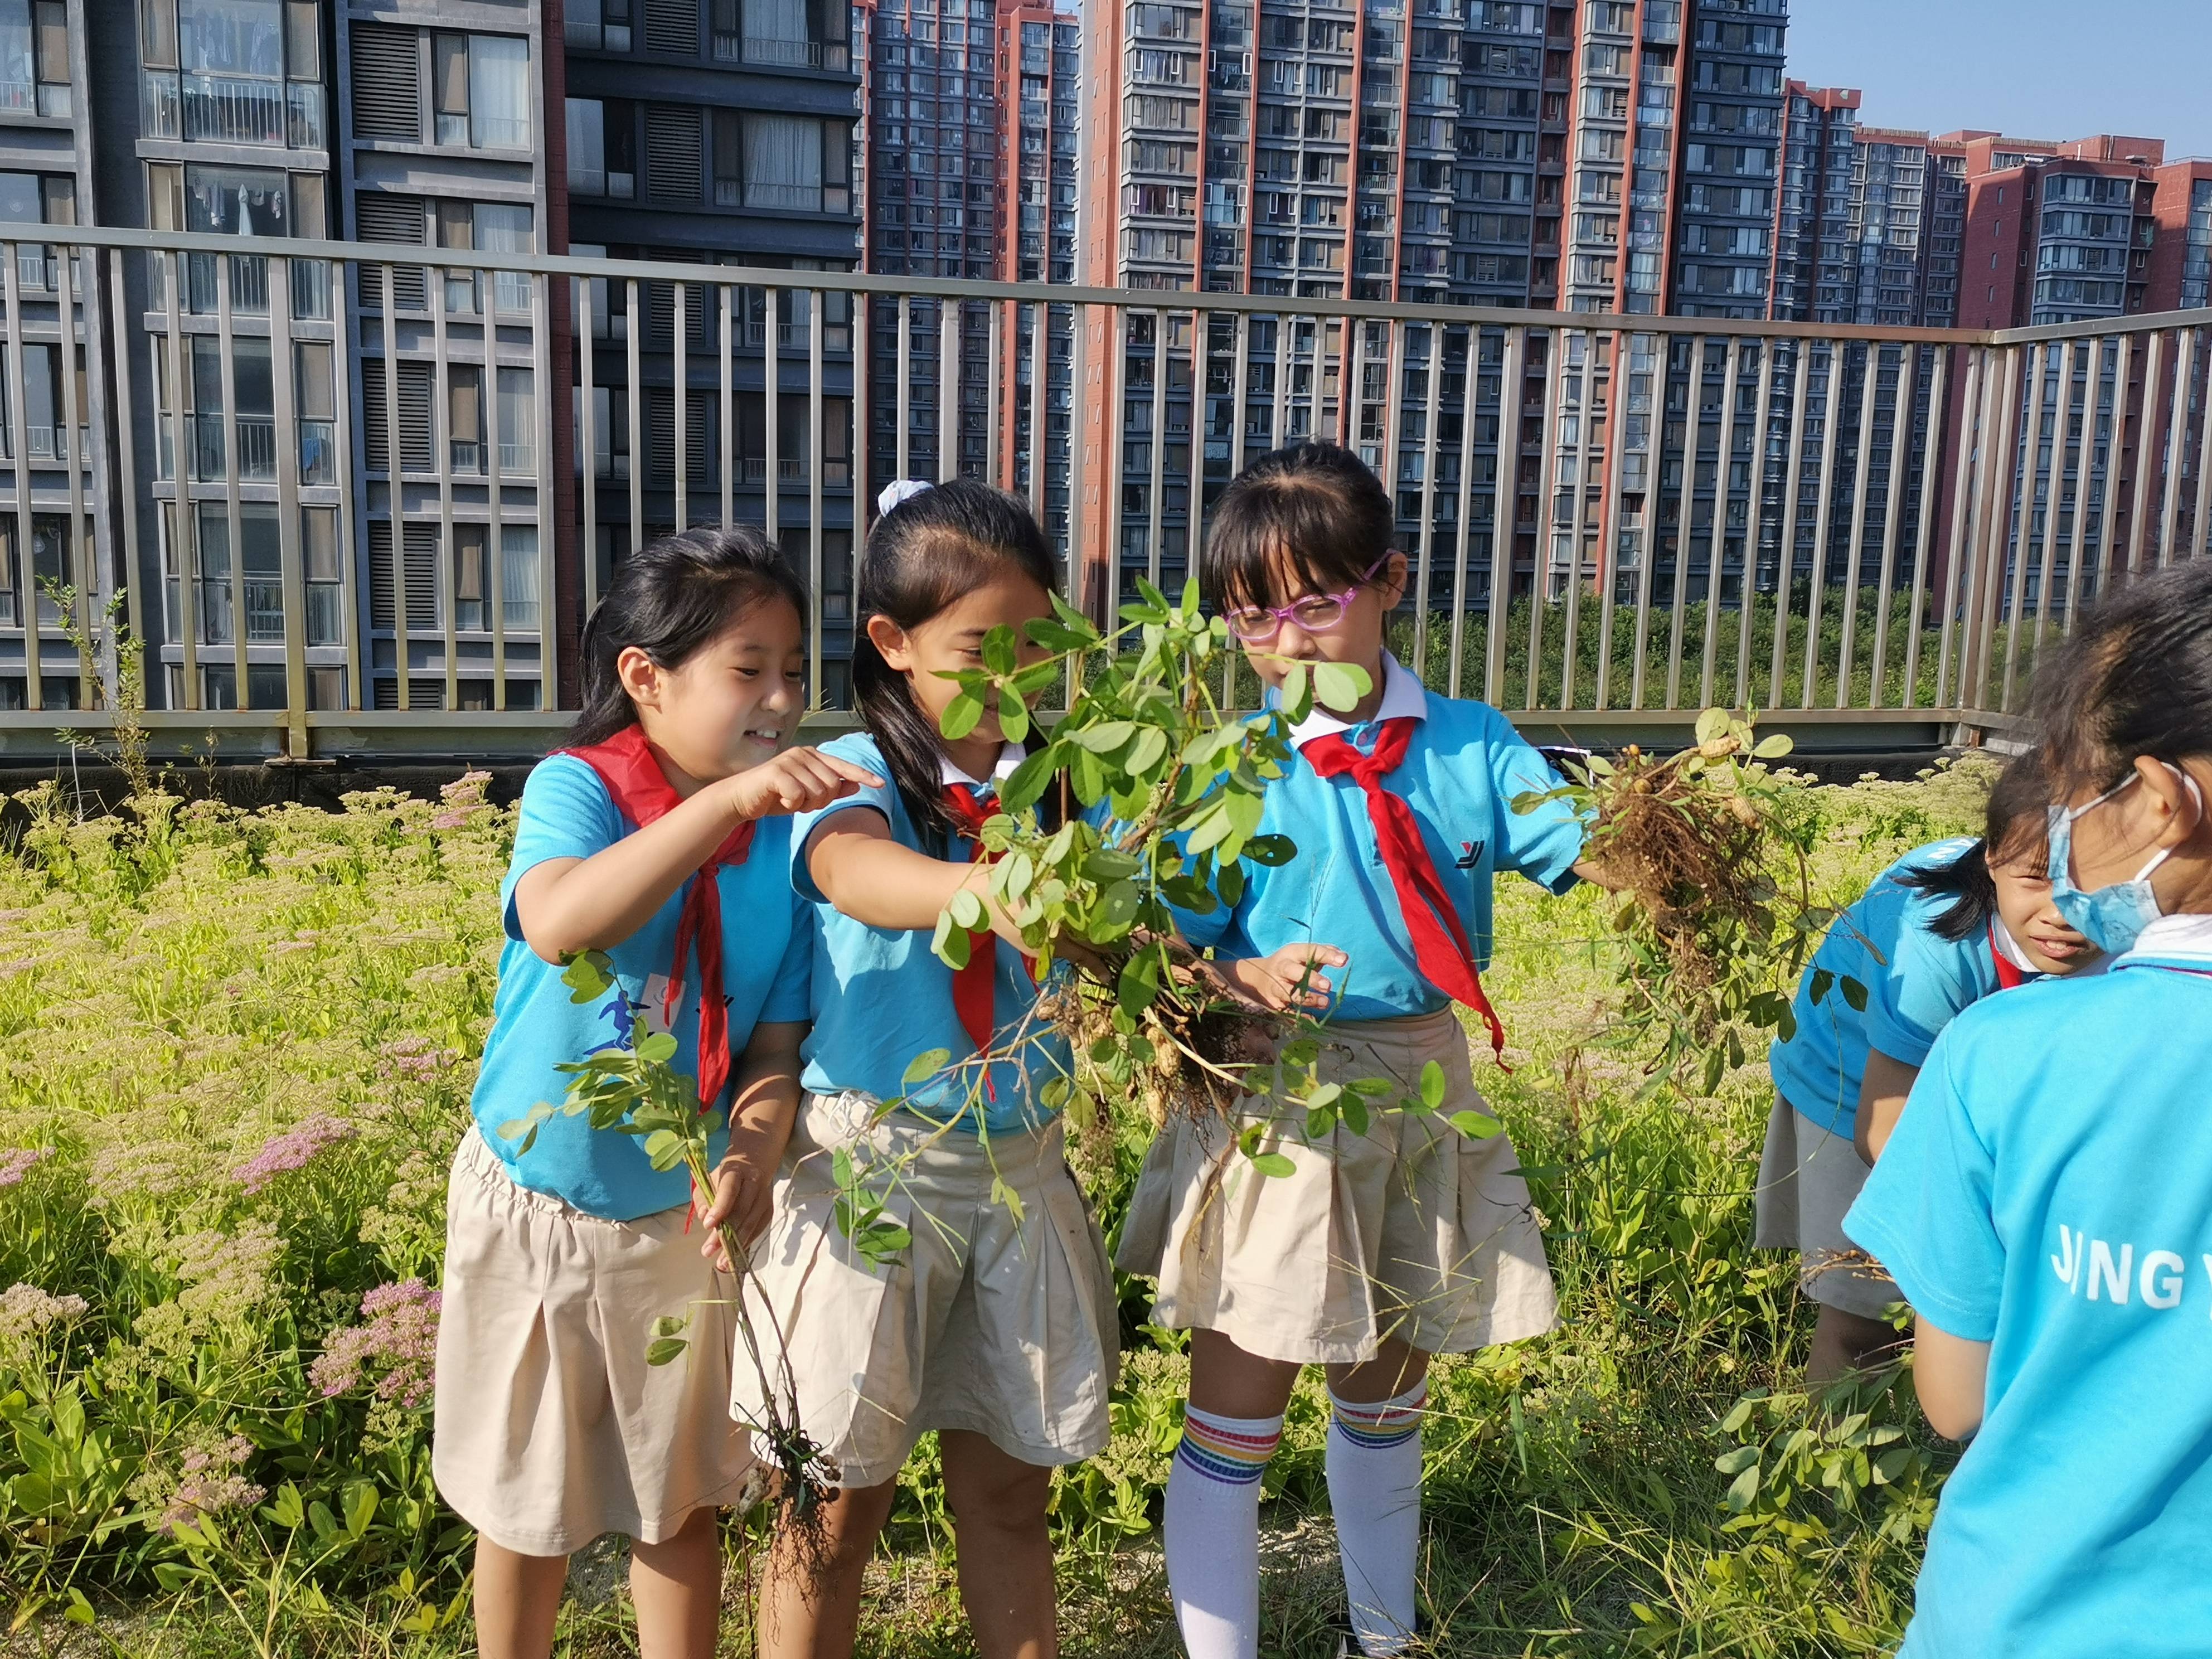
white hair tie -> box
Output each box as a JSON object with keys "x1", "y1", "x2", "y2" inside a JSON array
[{"x1": 877, "y1": 478, "x2": 935, "y2": 517}]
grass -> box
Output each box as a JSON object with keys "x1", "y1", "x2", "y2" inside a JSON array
[{"x1": 0, "y1": 754, "x2": 2000, "y2": 1657}]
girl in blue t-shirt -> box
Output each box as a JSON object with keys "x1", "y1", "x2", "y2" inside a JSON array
[
  {"x1": 432, "y1": 527, "x2": 876, "y2": 1659},
  {"x1": 1114, "y1": 443, "x2": 1604, "y2": 1659},
  {"x1": 1845, "y1": 559, "x2": 2212, "y2": 1659},
  {"x1": 1759, "y1": 756, "x2": 2101, "y2": 1381},
  {"x1": 742, "y1": 479, "x2": 1117, "y2": 1659}
]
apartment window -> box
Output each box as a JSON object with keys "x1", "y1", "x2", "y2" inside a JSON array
[
  {"x1": 435, "y1": 33, "x2": 529, "y2": 149},
  {"x1": 717, "y1": 112, "x2": 850, "y2": 213},
  {"x1": 501, "y1": 526, "x2": 539, "y2": 629},
  {"x1": 295, "y1": 339, "x2": 336, "y2": 482},
  {"x1": 301, "y1": 506, "x2": 342, "y2": 646},
  {"x1": 0, "y1": 0, "x2": 70, "y2": 117},
  {"x1": 566, "y1": 98, "x2": 636, "y2": 197},
  {"x1": 566, "y1": 0, "x2": 633, "y2": 51},
  {"x1": 454, "y1": 524, "x2": 488, "y2": 629}
]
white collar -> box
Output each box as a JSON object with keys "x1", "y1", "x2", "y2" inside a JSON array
[
  {"x1": 939, "y1": 741, "x2": 1025, "y2": 790},
  {"x1": 2117, "y1": 912, "x2": 2212, "y2": 969},
  {"x1": 1991, "y1": 916, "x2": 2040, "y2": 976},
  {"x1": 1289, "y1": 652, "x2": 1428, "y2": 748}
]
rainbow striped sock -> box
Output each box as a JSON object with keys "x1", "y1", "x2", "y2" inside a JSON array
[
  {"x1": 1173, "y1": 1404, "x2": 1284, "y2": 1486},
  {"x1": 1328, "y1": 1381, "x2": 1428, "y2": 1450}
]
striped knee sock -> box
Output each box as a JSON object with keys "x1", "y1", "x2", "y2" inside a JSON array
[
  {"x1": 1326, "y1": 1381, "x2": 1428, "y2": 1657},
  {"x1": 1164, "y1": 1404, "x2": 1283, "y2": 1659}
]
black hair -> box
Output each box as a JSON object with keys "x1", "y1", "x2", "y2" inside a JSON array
[
  {"x1": 1200, "y1": 442, "x2": 1399, "y2": 613},
  {"x1": 851, "y1": 479, "x2": 1060, "y2": 853},
  {"x1": 569, "y1": 524, "x2": 807, "y2": 748},
  {"x1": 2030, "y1": 560, "x2": 2212, "y2": 797},
  {"x1": 1894, "y1": 754, "x2": 2054, "y2": 942}
]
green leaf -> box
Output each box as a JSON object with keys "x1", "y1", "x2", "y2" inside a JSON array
[
  {"x1": 1419, "y1": 1060, "x2": 1447, "y2": 1112},
  {"x1": 1242, "y1": 833, "x2": 1295, "y2": 866},
  {"x1": 1001, "y1": 743, "x2": 1060, "y2": 813},
  {"x1": 645, "y1": 1337, "x2": 689, "y2": 1366},
  {"x1": 981, "y1": 624, "x2": 1018, "y2": 675},
  {"x1": 904, "y1": 1047, "x2": 953, "y2": 1085},
  {"x1": 1754, "y1": 733, "x2": 1794, "y2": 759},
  {"x1": 1312, "y1": 659, "x2": 1371, "y2": 712},
  {"x1": 1694, "y1": 707, "x2": 1729, "y2": 745},
  {"x1": 1840, "y1": 975, "x2": 1869, "y2": 1013},
  {"x1": 1448, "y1": 1109, "x2": 1503, "y2": 1139},
  {"x1": 940, "y1": 691, "x2": 985, "y2": 741},
  {"x1": 637, "y1": 1030, "x2": 678, "y2": 1065},
  {"x1": 1277, "y1": 661, "x2": 1313, "y2": 725},
  {"x1": 1808, "y1": 968, "x2": 1835, "y2": 1006},
  {"x1": 1248, "y1": 1150, "x2": 1297, "y2": 1178},
  {"x1": 1715, "y1": 1445, "x2": 1760, "y2": 1475},
  {"x1": 1071, "y1": 720, "x2": 1137, "y2": 754},
  {"x1": 1183, "y1": 802, "x2": 1236, "y2": 856},
  {"x1": 1340, "y1": 1095, "x2": 1369, "y2": 1137},
  {"x1": 948, "y1": 887, "x2": 987, "y2": 933},
  {"x1": 1127, "y1": 726, "x2": 1170, "y2": 774},
  {"x1": 342, "y1": 1480, "x2": 378, "y2": 1540},
  {"x1": 1118, "y1": 949, "x2": 1162, "y2": 1018},
  {"x1": 1724, "y1": 1464, "x2": 1762, "y2": 1511},
  {"x1": 998, "y1": 696, "x2": 1031, "y2": 744}
]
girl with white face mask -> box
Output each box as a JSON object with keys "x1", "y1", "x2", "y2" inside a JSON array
[{"x1": 1843, "y1": 558, "x2": 2212, "y2": 1659}]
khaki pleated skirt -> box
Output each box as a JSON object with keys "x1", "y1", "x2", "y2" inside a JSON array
[
  {"x1": 1117, "y1": 1007, "x2": 1558, "y2": 1365},
  {"x1": 431, "y1": 1127, "x2": 755, "y2": 1556},
  {"x1": 733, "y1": 1093, "x2": 1120, "y2": 1490},
  {"x1": 1753, "y1": 1095, "x2": 1899, "y2": 1320}
]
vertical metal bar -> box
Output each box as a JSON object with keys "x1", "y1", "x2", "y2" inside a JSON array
[
  {"x1": 1269, "y1": 313, "x2": 1291, "y2": 458},
  {"x1": 1901, "y1": 346, "x2": 1951, "y2": 712},
  {"x1": 530, "y1": 269, "x2": 555, "y2": 709},
  {"x1": 2155, "y1": 324, "x2": 2196, "y2": 570},
  {"x1": 720, "y1": 283, "x2": 735, "y2": 531},
  {"x1": 1664, "y1": 336, "x2": 1704, "y2": 710},
  {"x1": 1866, "y1": 344, "x2": 1915, "y2": 710},
  {"x1": 2088, "y1": 335, "x2": 2130, "y2": 614},
  {"x1": 430, "y1": 264, "x2": 458, "y2": 711},
  {"x1": 1230, "y1": 309, "x2": 1252, "y2": 481},
  {"x1": 1993, "y1": 342, "x2": 2041, "y2": 714},
  {"x1": 267, "y1": 255, "x2": 307, "y2": 750},
  {"x1": 1026, "y1": 303, "x2": 1045, "y2": 521},
  {"x1": 2191, "y1": 326, "x2": 2212, "y2": 562},
  {"x1": 937, "y1": 295, "x2": 958, "y2": 484},
  {"x1": 1147, "y1": 307, "x2": 1166, "y2": 590},
  {"x1": 1525, "y1": 327, "x2": 1563, "y2": 710},
  {"x1": 807, "y1": 288, "x2": 824, "y2": 707},
  {"x1": 1411, "y1": 324, "x2": 1442, "y2": 683},
  {"x1": 1446, "y1": 324, "x2": 1479, "y2": 701},
  {"x1": 895, "y1": 297, "x2": 912, "y2": 483},
  {"x1": 1345, "y1": 317, "x2": 1366, "y2": 452},
  {"x1": 625, "y1": 276, "x2": 642, "y2": 560},
  {"x1": 1735, "y1": 337, "x2": 1775, "y2": 710},
  {"x1": 1068, "y1": 297, "x2": 1089, "y2": 663},
  {"x1": 5, "y1": 243, "x2": 39, "y2": 709},
  {"x1": 987, "y1": 298, "x2": 1003, "y2": 488},
  {"x1": 105, "y1": 249, "x2": 147, "y2": 676},
  {"x1": 215, "y1": 258, "x2": 248, "y2": 720},
  {"x1": 164, "y1": 250, "x2": 199, "y2": 707},
  {"x1": 1609, "y1": 333, "x2": 1655, "y2": 712},
  {"x1": 2024, "y1": 339, "x2": 2078, "y2": 687},
  {"x1": 487, "y1": 271, "x2": 510, "y2": 706},
  {"x1": 2054, "y1": 337, "x2": 2098, "y2": 657},
  {"x1": 1485, "y1": 326, "x2": 1525, "y2": 708},
  {"x1": 674, "y1": 282, "x2": 689, "y2": 528},
  {"x1": 2123, "y1": 329, "x2": 2165, "y2": 583},
  {"x1": 1835, "y1": 339, "x2": 1882, "y2": 710},
  {"x1": 54, "y1": 238, "x2": 89, "y2": 709},
  {"x1": 853, "y1": 294, "x2": 871, "y2": 544},
  {"x1": 580, "y1": 264, "x2": 600, "y2": 614},
  {"x1": 1699, "y1": 335, "x2": 1742, "y2": 710},
  {"x1": 765, "y1": 285, "x2": 781, "y2": 541},
  {"x1": 1934, "y1": 346, "x2": 1987, "y2": 711},
  {"x1": 1798, "y1": 342, "x2": 1845, "y2": 710},
  {"x1": 1765, "y1": 341, "x2": 1812, "y2": 711},
  {"x1": 1104, "y1": 305, "x2": 1126, "y2": 594},
  {"x1": 1967, "y1": 345, "x2": 2025, "y2": 714},
  {"x1": 1560, "y1": 331, "x2": 1598, "y2": 711}
]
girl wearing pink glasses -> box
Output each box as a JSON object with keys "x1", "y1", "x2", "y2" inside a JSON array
[{"x1": 1117, "y1": 443, "x2": 1611, "y2": 1659}]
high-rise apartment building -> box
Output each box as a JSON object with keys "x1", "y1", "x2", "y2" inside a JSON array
[
  {"x1": 1956, "y1": 132, "x2": 2167, "y2": 328},
  {"x1": 11, "y1": 0, "x2": 861, "y2": 717},
  {"x1": 2147, "y1": 158, "x2": 2212, "y2": 313}
]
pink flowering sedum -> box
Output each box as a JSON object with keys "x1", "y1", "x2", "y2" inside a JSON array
[
  {"x1": 232, "y1": 1115, "x2": 357, "y2": 1194},
  {"x1": 310, "y1": 1279, "x2": 440, "y2": 1409},
  {"x1": 0, "y1": 1146, "x2": 49, "y2": 1187}
]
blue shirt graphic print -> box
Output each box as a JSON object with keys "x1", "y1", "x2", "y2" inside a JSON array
[
  {"x1": 468, "y1": 753, "x2": 813, "y2": 1221},
  {"x1": 1843, "y1": 915, "x2": 2212, "y2": 1659},
  {"x1": 1175, "y1": 656, "x2": 1585, "y2": 1022}
]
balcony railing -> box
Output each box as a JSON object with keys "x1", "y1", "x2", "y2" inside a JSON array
[{"x1": 0, "y1": 227, "x2": 2207, "y2": 757}]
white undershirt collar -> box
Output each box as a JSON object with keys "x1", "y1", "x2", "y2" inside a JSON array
[
  {"x1": 2118, "y1": 911, "x2": 2212, "y2": 968},
  {"x1": 938, "y1": 741, "x2": 1025, "y2": 790},
  {"x1": 1289, "y1": 652, "x2": 1429, "y2": 748},
  {"x1": 1991, "y1": 915, "x2": 2039, "y2": 975}
]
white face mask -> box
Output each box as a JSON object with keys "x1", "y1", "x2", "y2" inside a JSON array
[{"x1": 2045, "y1": 765, "x2": 2205, "y2": 957}]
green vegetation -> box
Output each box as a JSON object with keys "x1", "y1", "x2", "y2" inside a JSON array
[{"x1": 0, "y1": 755, "x2": 1998, "y2": 1656}]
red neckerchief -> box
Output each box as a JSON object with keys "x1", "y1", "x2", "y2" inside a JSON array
[
  {"x1": 940, "y1": 784, "x2": 1000, "y2": 1057},
  {"x1": 1988, "y1": 924, "x2": 2028, "y2": 991},
  {"x1": 560, "y1": 724, "x2": 755, "y2": 1114},
  {"x1": 1303, "y1": 717, "x2": 1510, "y2": 1064}
]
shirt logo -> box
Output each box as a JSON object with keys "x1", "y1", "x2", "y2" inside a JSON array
[{"x1": 1455, "y1": 840, "x2": 1485, "y2": 871}]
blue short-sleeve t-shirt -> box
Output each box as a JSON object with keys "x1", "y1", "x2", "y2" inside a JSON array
[
  {"x1": 1174, "y1": 656, "x2": 1585, "y2": 1022},
  {"x1": 1842, "y1": 916, "x2": 2212, "y2": 1659},
  {"x1": 1767, "y1": 839, "x2": 2018, "y2": 1138},
  {"x1": 790, "y1": 730, "x2": 1073, "y2": 1136},
  {"x1": 468, "y1": 753, "x2": 813, "y2": 1220}
]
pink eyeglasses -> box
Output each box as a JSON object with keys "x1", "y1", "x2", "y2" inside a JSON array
[{"x1": 1223, "y1": 554, "x2": 1393, "y2": 643}]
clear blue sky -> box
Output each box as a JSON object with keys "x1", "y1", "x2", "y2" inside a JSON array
[{"x1": 1786, "y1": 0, "x2": 2212, "y2": 161}]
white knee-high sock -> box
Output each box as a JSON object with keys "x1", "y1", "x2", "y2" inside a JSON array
[
  {"x1": 1326, "y1": 1380, "x2": 1428, "y2": 1657},
  {"x1": 1163, "y1": 1404, "x2": 1284, "y2": 1659}
]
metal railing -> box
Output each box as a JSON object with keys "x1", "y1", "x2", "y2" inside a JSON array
[{"x1": 0, "y1": 226, "x2": 2206, "y2": 761}]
